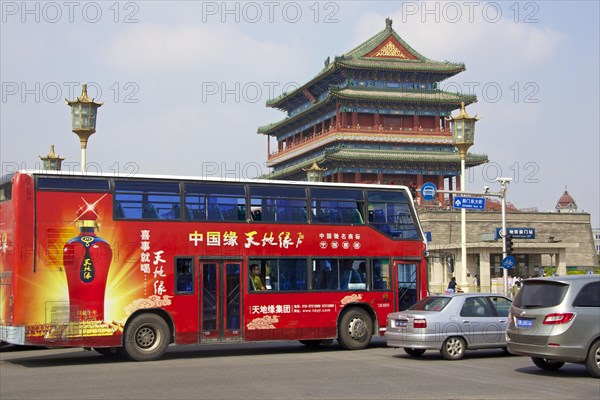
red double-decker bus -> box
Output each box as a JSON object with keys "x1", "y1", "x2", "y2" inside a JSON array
[{"x1": 0, "y1": 170, "x2": 427, "y2": 361}]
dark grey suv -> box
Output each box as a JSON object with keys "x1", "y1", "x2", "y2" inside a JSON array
[{"x1": 506, "y1": 275, "x2": 600, "y2": 378}]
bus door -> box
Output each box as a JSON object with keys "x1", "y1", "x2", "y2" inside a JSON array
[
  {"x1": 394, "y1": 261, "x2": 418, "y2": 311},
  {"x1": 198, "y1": 260, "x2": 242, "y2": 343}
]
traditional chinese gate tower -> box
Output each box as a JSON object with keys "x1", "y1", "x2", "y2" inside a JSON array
[{"x1": 258, "y1": 18, "x2": 487, "y2": 203}]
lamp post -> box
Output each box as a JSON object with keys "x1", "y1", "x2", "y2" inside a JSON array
[
  {"x1": 303, "y1": 160, "x2": 327, "y2": 182},
  {"x1": 65, "y1": 84, "x2": 103, "y2": 173},
  {"x1": 447, "y1": 102, "x2": 479, "y2": 290},
  {"x1": 497, "y1": 177, "x2": 511, "y2": 296}
]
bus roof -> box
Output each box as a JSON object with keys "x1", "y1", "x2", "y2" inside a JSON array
[
  {"x1": 12, "y1": 169, "x2": 414, "y2": 193},
  {"x1": 8, "y1": 169, "x2": 427, "y2": 248}
]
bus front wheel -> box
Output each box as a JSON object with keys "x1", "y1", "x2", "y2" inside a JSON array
[
  {"x1": 337, "y1": 308, "x2": 372, "y2": 350},
  {"x1": 121, "y1": 313, "x2": 170, "y2": 361}
]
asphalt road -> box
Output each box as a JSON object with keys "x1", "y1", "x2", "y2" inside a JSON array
[{"x1": 1, "y1": 338, "x2": 599, "y2": 400}]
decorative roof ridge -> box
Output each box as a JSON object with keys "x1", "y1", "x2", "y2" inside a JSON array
[
  {"x1": 342, "y1": 18, "x2": 426, "y2": 62},
  {"x1": 334, "y1": 86, "x2": 467, "y2": 95},
  {"x1": 265, "y1": 18, "x2": 464, "y2": 109}
]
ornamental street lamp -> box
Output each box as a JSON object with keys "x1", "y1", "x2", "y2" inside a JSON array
[
  {"x1": 65, "y1": 84, "x2": 103, "y2": 173},
  {"x1": 303, "y1": 160, "x2": 327, "y2": 182},
  {"x1": 39, "y1": 145, "x2": 65, "y2": 171},
  {"x1": 447, "y1": 102, "x2": 479, "y2": 290}
]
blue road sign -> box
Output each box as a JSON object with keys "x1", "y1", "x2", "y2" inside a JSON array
[
  {"x1": 502, "y1": 255, "x2": 516, "y2": 269},
  {"x1": 453, "y1": 196, "x2": 486, "y2": 210},
  {"x1": 495, "y1": 227, "x2": 535, "y2": 240},
  {"x1": 420, "y1": 182, "x2": 437, "y2": 201}
]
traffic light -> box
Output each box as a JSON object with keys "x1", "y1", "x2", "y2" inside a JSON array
[{"x1": 505, "y1": 234, "x2": 514, "y2": 255}]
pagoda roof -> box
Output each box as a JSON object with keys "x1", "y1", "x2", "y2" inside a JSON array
[
  {"x1": 267, "y1": 131, "x2": 457, "y2": 166},
  {"x1": 332, "y1": 87, "x2": 475, "y2": 103},
  {"x1": 267, "y1": 147, "x2": 488, "y2": 179},
  {"x1": 324, "y1": 147, "x2": 487, "y2": 164},
  {"x1": 258, "y1": 87, "x2": 475, "y2": 136},
  {"x1": 266, "y1": 18, "x2": 465, "y2": 109},
  {"x1": 258, "y1": 96, "x2": 332, "y2": 135}
]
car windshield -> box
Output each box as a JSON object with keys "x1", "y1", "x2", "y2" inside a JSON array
[
  {"x1": 409, "y1": 296, "x2": 451, "y2": 312},
  {"x1": 513, "y1": 281, "x2": 569, "y2": 308}
]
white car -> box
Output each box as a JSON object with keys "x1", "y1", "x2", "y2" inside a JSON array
[{"x1": 385, "y1": 293, "x2": 512, "y2": 360}]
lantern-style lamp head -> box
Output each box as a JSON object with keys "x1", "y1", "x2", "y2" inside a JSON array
[
  {"x1": 66, "y1": 84, "x2": 103, "y2": 172},
  {"x1": 65, "y1": 84, "x2": 103, "y2": 150},
  {"x1": 303, "y1": 160, "x2": 327, "y2": 182},
  {"x1": 447, "y1": 102, "x2": 479, "y2": 155},
  {"x1": 39, "y1": 145, "x2": 65, "y2": 171}
]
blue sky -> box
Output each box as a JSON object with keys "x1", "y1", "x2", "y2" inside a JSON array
[{"x1": 1, "y1": 1, "x2": 599, "y2": 226}]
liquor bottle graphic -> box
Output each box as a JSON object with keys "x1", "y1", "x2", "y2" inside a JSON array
[{"x1": 63, "y1": 205, "x2": 112, "y2": 322}]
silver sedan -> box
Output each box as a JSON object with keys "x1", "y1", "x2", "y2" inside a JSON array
[{"x1": 385, "y1": 293, "x2": 512, "y2": 360}]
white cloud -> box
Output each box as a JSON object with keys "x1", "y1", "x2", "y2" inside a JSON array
[
  {"x1": 105, "y1": 24, "x2": 304, "y2": 80},
  {"x1": 355, "y1": 4, "x2": 566, "y2": 70}
]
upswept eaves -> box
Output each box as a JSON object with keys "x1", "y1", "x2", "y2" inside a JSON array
[
  {"x1": 258, "y1": 87, "x2": 476, "y2": 135},
  {"x1": 265, "y1": 19, "x2": 465, "y2": 109}
]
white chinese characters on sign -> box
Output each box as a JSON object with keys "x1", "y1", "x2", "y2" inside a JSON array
[
  {"x1": 251, "y1": 304, "x2": 292, "y2": 314},
  {"x1": 318, "y1": 232, "x2": 361, "y2": 250},
  {"x1": 188, "y1": 230, "x2": 304, "y2": 249},
  {"x1": 140, "y1": 230, "x2": 168, "y2": 297}
]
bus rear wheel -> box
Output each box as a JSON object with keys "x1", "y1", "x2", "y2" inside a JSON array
[
  {"x1": 121, "y1": 313, "x2": 170, "y2": 361},
  {"x1": 337, "y1": 308, "x2": 372, "y2": 350}
]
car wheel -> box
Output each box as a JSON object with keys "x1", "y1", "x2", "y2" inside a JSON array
[
  {"x1": 585, "y1": 340, "x2": 600, "y2": 378},
  {"x1": 531, "y1": 357, "x2": 565, "y2": 371},
  {"x1": 441, "y1": 337, "x2": 466, "y2": 360},
  {"x1": 404, "y1": 348, "x2": 426, "y2": 357}
]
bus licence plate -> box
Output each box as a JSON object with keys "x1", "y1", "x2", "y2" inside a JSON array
[{"x1": 516, "y1": 318, "x2": 533, "y2": 329}]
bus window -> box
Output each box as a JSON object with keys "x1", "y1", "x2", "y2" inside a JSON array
[
  {"x1": 310, "y1": 188, "x2": 364, "y2": 224},
  {"x1": 278, "y1": 259, "x2": 307, "y2": 290},
  {"x1": 398, "y1": 263, "x2": 418, "y2": 310},
  {"x1": 251, "y1": 258, "x2": 307, "y2": 291},
  {"x1": 367, "y1": 190, "x2": 419, "y2": 239},
  {"x1": 312, "y1": 258, "x2": 372, "y2": 291},
  {"x1": 312, "y1": 259, "x2": 340, "y2": 290},
  {"x1": 175, "y1": 258, "x2": 194, "y2": 294},
  {"x1": 372, "y1": 259, "x2": 391, "y2": 290},
  {"x1": 340, "y1": 259, "x2": 367, "y2": 290},
  {"x1": 37, "y1": 177, "x2": 109, "y2": 191},
  {"x1": 0, "y1": 181, "x2": 12, "y2": 202},
  {"x1": 185, "y1": 183, "x2": 245, "y2": 222},
  {"x1": 115, "y1": 180, "x2": 180, "y2": 220},
  {"x1": 249, "y1": 185, "x2": 307, "y2": 223}
]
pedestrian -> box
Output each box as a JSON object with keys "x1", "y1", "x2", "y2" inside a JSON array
[
  {"x1": 472, "y1": 274, "x2": 478, "y2": 286},
  {"x1": 511, "y1": 278, "x2": 522, "y2": 299},
  {"x1": 446, "y1": 277, "x2": 457, "y2": 293}
]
